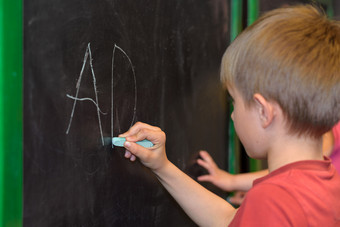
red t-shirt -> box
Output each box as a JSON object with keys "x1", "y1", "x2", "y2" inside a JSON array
[{"x1": 229, "y1": 157, "x2": 340, "y2": 226}]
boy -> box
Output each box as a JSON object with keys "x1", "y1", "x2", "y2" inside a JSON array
[{"x1": 119, "y1": 5, "x2": 340, "y2": 226}]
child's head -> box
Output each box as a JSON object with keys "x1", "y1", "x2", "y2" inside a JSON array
[{"x1": 221, "y1": 4, "x2": 340, "y2": 138}]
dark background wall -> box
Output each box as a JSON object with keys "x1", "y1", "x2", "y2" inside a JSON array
[
  {"x1": 335, "y1": 0, "x2": 340, "y2": 19},
  {"x1": 24, "y1": 0, "x2": 339, "y2": 226},
  {"x1": 24, "y1": 0, "x2": 229, "y2": 226}
]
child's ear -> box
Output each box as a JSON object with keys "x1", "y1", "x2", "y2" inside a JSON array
[{"x1": 253, "y1": 93, "x2": 275, "y2": 128}]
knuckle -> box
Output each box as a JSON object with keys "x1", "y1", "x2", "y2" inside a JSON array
[
  {"x1": 160, "y1": 131, "x2": 166, "y2": 141},
  {"x1": 140, "y1": 128, "x2": 148, "y2": 135},
  {"x1": 134, "y1": 122, "x2": 143, "y2": 128}
]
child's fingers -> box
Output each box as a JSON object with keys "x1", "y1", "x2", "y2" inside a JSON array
[
  {"x1": 129, "y1": 128, "x2": 165, "y2": 146},
  {"x1": 229, "y1": 191, "x2": 246, "y2": 205},
  {"x1": 127, "y1": 128, "x2": 152, "y2": 142},
  {"x1": 199, "y1": 150, "x2": 215, "y2": 164},
  {"x1": 124, "y1": 140, "x2": 151, "y2": 162},
  {"x1": 197, "y1": 174, "x2": 213, "y2": 182},
  {"x1": 124, "y1": 150, "x2": 137, "y2": 162},
  {"x1": 124, "y1": 150, "x2": 132, "y2": 158},
  {"x1": 119, "y1": 122, "x2": 160, "y2": 138},
  {"x1": 130, "y1": 154, "x2": 136, "y2": 161},
  {"x1": 119, "y1": 122, "x2": 167, "y2": 169},
  {"x1": 199, "y1": 151, "x2": 219, "y2": 170},
  {"x1": 199, "y1": 151, "x2": 218, "y2": 170},
  {"x1": 122, "y1": 127, "x2": 166, "y2": 152},
  {"x1": 197, "y1": 158, "x2": 213, "y2": 172}
]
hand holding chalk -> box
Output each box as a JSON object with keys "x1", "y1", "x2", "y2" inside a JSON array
[
  {"x1": 112, "y1": 137, "x2": 153, "y2": 148},
  {"x1": 119, "y1": 122, "x2": 169, "y2": 171}
]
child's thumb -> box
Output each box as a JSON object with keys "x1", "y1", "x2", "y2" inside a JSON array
[{"x1": 124, "y1": 141, "x2": 149, "y2": 162}]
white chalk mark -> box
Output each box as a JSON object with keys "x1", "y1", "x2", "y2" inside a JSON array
[
  {"x1": 66, "y1": 42, "x2": 138, "y2": 147},
  {"x1": 88, "y1": 44, "x2": 105, "y2": 146},
  {"x1": 66, "y1": 43, "x2": 105, "y2": 146},
  {"x1": 111, "y1": 45, "x2": 115, "y2": 146},
  {"x1": 111, "y1": 44, "x2": 137, "y2": 141},
  {"x1": 66, "y1": 95, "x2": 107, "y2": 115},
  {"x1": 115, "y1": 108, "x2": 121, "y2": 134},
  {"x1": 66, "y1": 45, "x2": 89, "y2": 135}
]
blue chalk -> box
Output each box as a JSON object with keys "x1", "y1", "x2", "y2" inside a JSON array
[{"x1": 112, "y1": 137, "x2": 154, "y2": 148}]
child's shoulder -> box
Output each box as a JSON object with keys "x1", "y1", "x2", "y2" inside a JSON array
[
  {"x1": 236, "y1": 158, "x2": 340, "y2": 226},
  {"x1": 253, "y1": 158, "x2": 339, "y2": 188}
]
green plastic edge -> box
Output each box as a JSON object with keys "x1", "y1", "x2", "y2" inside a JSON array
[
  {"x1": 228, "y1": 0, "x2": 243, "y2": 174},
  {"x1": 317, "y1": 0, "x2": 334, "y2": 18},
  {"x1": 0, "y1": 0, "x2": 23, "y2": 226}
]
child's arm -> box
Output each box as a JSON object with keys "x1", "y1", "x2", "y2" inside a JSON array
[
  {"x1": 120, "y1": 122, "x2": 237, "y2": 226},
  {"x1": 197, "y1": 151, "x2": 268, "y2": 192}
]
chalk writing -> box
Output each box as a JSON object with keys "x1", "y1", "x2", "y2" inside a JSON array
[
  {"x1": 66, "y1": 43, "x2": 105, "y2": 145},
  {"x1": 111, "y1": 44, "x2": 137, "y2": 143},
  {"x1": 66, "y1": 42, "x2": 137, "y2": 146},
  {"x1": 66, "y1": 95, "x2": 107, "y2": 115}
]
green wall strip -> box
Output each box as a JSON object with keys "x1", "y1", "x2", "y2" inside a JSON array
[
  {"x1": 228, "y1": 0, "x2": 243, "y2": 174},
  {"x1": 0, "y1": 0, "x2": 23, "y2": 226},
  {"x1": 317, "y1": 0, "x2": 334, "y2": 18},
  {"x1": 230, "y1": 0, "x2": 243, "y2": 41},
  {"x1": 247, "y1": 0, "x2": 259, "y2": 25}
]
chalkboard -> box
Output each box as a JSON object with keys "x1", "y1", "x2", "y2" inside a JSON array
[{"x1": 24, "y1": 0, "x2": 229, "y2": 226}]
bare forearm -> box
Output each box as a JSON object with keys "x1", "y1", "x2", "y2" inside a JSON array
[
  {"x1": 230, "y1": 169, "x2": 269, "y2": 191},
  {"x1": 154, "y1": 161, "x2": 236, "y2": 227}
]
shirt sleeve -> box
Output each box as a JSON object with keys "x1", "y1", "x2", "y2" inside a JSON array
[{"x1": 229, "y1": 183, "x2": 308, "y2": 227}]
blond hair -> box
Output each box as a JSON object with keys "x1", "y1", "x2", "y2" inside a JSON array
[{"x1": 221, "y1": 4, "x2": 340, "y2": 138}]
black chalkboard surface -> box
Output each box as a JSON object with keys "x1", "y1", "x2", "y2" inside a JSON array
[{"x1": 24, "y1": 0, "x2": 229, "y2": 226}]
